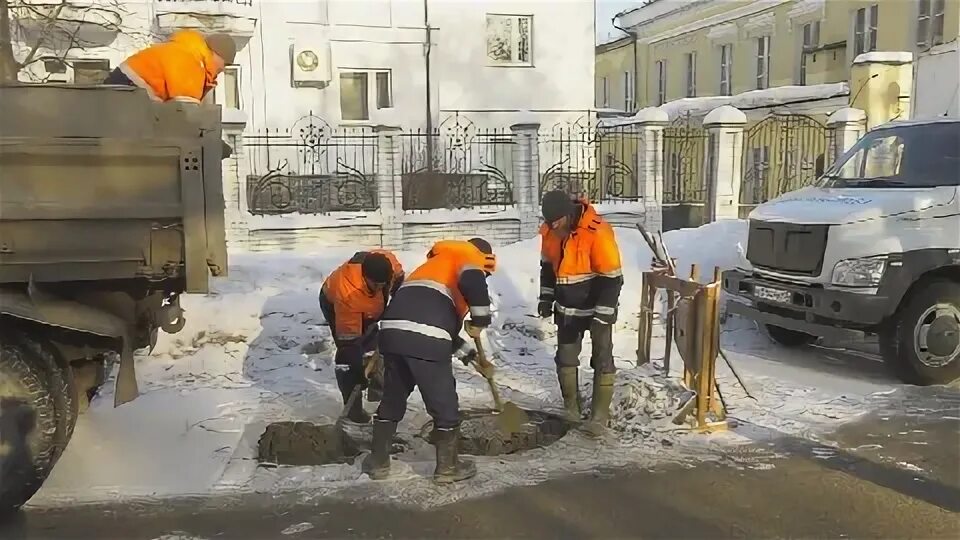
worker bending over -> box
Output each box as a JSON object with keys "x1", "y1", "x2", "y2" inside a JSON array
[
  {"x1": 104, "y1": 30, "x2": 236, "y2": 104},
  {"x1": 538, "y1": 190, "x2": 624, "y2": 436},
  {"x1": 363, "y1": 238, "x2": 496, "y2": 484},
  {"x1": 319, "y1": 250, "x2": 404, "y2": 423}
]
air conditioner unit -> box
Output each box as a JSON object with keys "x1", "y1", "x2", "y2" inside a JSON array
[{"x1": 290, "y1": 42, "x2": 331, "y2": 87}]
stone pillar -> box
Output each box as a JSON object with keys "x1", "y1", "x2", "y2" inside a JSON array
[
  {"x1": 221, "y1": 119, "x2": 249, "y2": 248},
  {"x1": 826, "y1": 108, "x2": 867, "y2": 164},
  {"x1": 631, "y1": 107, "x2": 669, "y2": 234},
  {"x1": 703, "y1": 105, "x2": 747, "y2": 223},
  {"x1": 375, "y1": 125, "x2": 404, "y2": 250},
  {"x1": 850, "y1": 52, "x2": 913, "y2": 130},
  {"x1": 511, "y1": 123, "x2": 541, "y2": 239}
]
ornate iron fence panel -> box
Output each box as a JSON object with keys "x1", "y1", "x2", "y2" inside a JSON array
[
  {"x1": 740, "y1": 114, "x2": 830, "y2": 209},
  {"x1": 538, "y1": 117, "x2": 641, "y2": 203},
  {"x1": 243, "y1": 113, "x2": 379, "y2": 215},
  {"x1": 399, "y1": 114, "x2": 515, "y2": 211},
  {"x1": 662, "y1": 114, "x2": 709, "y2": 204}
]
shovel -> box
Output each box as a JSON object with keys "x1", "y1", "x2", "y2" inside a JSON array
[{"x1": 471, "y1": 335, "x2": 530, "y2": 436}]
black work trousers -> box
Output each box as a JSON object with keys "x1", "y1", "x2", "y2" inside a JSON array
[
  {"x1": 376, "y1": 353, "x2": 459, "y2": 429},
  {"x1": 555, "y1": 317, "x2": 616, "y2": 374}
]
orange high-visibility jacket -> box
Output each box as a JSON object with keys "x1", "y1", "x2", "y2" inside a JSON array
[
  {"x1": 119, "y1": 30, "x2": 220, "y2": 104},
  {"x1": 379, "y1": 240, "x2": 496, "y2": 361},
  {"x1": 539, "y1": 200, "x2": 623, "y2": 321},
  {"x1": 321, "y1": 250, "x2": 404, "y2": 340}
]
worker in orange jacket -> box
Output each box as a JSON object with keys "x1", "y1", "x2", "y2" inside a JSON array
[
  {"x1": 319, "y1": 250, "x2": 404, "y2": 423},
  {"x1": 538, "y1": 190, "x2": 624, "y2": 436},
  {"x1": 363, "y1": 238, "x2": 495, "y2": 484},
  {"x1": 104, "y1": 30, "x2": 236, "y2": 104}
]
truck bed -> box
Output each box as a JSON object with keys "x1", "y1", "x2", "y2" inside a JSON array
[{"x1": 0, "y1": 84, "x2": 227, "y2": 293}]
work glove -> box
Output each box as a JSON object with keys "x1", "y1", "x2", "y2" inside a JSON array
[
  {"x1": 464, "y1": 320, "x2": 484, "y2": 339},
  {"x1": 537, "y1": 300, "x2": 554, "y2": 318},
  {"x1": 453, "y1": 339, "x2": 478, "y2": 366}
]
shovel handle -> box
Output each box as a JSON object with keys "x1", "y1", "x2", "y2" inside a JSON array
[{"x1": 472, "y1": 335, "x2": 503, "y2": 412}]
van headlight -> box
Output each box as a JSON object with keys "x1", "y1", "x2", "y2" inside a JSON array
[{"x1": 831, "y1": 257, "x2": 887, "y2": 287}]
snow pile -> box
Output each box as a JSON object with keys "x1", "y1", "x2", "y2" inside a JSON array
[{"x1": 28, "y1": 218, "x2": 899, "y2": 509}]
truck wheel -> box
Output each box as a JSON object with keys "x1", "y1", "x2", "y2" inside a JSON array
[
  {"x1": 16, "y1": 334, "x2": 79, "y2": 445},
  {"x1": 765, "y1": 325, "x2": 817, "y2": 347},
  {"x1": 880, "y1": 280, "x2": 960, "y2": 385},
  {"x1": 0, "y1": 340, "x2": 61, "y2": 513}
]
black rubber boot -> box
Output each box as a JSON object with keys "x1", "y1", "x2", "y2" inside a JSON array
[
  {"x1": 361, "y1": 419, "x2": 397, "y2": 480},
  {"x1": 336, "y1": 370, "x2": 371, "y2": 424},
  {"x1": 432, "y1": 427, "x2": 476, "y2": 484},
  {"x1": 583, "y1": 372, "x2": 615, "y2": 438},
  {"x1": 557, "y1": 367, "x2": 582, "y2": 423}
]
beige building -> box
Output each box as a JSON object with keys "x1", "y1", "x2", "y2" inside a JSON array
[{"x1": 596, "y1": 0, "x2": 960, "y2": 108}]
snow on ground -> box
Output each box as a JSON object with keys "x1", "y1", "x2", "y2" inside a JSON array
[{"x1": 29, "y1": 220, "x2": 904, "y2": 509}]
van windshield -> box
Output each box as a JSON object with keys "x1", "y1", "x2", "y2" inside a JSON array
[{"x1": 820, "y1": 122, "x2": 960, "y2": 188}]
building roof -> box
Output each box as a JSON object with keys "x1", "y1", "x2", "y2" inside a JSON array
[{"x1": 596, "y1": 34, "x2": 634, "y2": 52}]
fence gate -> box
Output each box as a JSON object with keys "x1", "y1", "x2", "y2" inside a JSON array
[
  {"x1": 662, "y1": 114, "x2": 709, "y2": 205},
  {"x1": 740, "y1": 114, "x2": 831, "y2": 211},
  {"x1": 243, "y1": 113, "x2": 379, "y2": 215},
  {"x1": 539, "y1": 117, "x2": 641, "y2": 203}
]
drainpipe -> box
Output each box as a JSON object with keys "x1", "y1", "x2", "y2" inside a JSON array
[
  {"x1": 423, "y1": 0, "x2": 434, "y2": 172},
  {"x1": 612, "y1": 13, "x2": 638, "y2": 113}
]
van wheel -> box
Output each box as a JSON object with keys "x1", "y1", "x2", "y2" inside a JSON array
[
  {"x1": 0, "y1": 339, "x2": 61, "y2": 514},
  {"x1": 880, "y1": 280, "x2": 960, "y2": 385},
  {"x1": 765, "y1": 325, "x2": 817, "y2": 347}
]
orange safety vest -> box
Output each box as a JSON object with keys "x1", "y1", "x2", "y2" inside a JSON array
[
  {"x1": 119, "y1": 30, "x2": 219, "y2": 104},
  {"x1": 322, "y1": 250, "x2": 403, "y2": 340},
  {"x1": 405, "y1": 240, "x2": 496, "y2": 321},
  {"x1": 540, "y1": 201, "x2": 622, "y2": 318}
]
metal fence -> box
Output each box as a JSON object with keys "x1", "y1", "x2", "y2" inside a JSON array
[
  {"x1": 243, "y1": 114, "x2": 379, "y2": 215},
  {"x1": 740, "y1": 114, "x2": 831, "y2": 209},
  {"x1": 399, "y1": 114, "x2": 515, "y2": 211},
  {"x1": 538, "y1": 117, "x2": 642, "y2": 203},
  {"x1": 662, "y1": 114, "x2": 709, "y2": 205}
]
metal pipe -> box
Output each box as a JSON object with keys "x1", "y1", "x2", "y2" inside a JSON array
[
  {"x1": 611, "y1": 12, "x2": 638, "y2": 112},
  {"x1": 423, "y1": 0, "x2": 434, "y2": 172}
]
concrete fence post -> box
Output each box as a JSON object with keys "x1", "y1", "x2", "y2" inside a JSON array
[
  {"x1": 827, "y1": 107, "x2": 867, "y2": 164},
  {"x1": 375, "y1": 125, "x2": 404, "y2": 249},
  {"x1": 703, "y1": 105, "x2": 747, "y2": 222},
  {"x1": 631, "y1": 107, "x2": 669, "y2": 234},
  {"x1": 511, "y1": 123, "x2": 541, "y2": 239},
  {"x1": 221, "y1": 123, "x2": 250, "y2": 248}
]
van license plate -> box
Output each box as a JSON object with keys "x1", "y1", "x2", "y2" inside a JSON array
[{"x1": 754, "y1": 285, "x2": 792, "y2": 304}]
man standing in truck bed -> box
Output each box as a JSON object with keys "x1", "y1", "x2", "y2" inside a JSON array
[
  {"x1": 538, "y1": 190, "x2": 624, "y2": 437},
  {"x1": 319, "y1": 250, "x2": 404, "y2": 424},
  {"x1": 104, "y1": 30, "x2": 236, "y2": 104}
]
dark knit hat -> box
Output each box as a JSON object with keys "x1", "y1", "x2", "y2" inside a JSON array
[
  {"x1": 541, "y1": 190, "x2": 575, "y2": 222},
  {"x1": 205, "y1": 33, "x2": 237, "y2": 64},
  {"x1": 468, "y1": 238, "x2": 493, "y2": 255},
  {"x1": 361, "y1": 253, "x2": 393, "y2": 284}
]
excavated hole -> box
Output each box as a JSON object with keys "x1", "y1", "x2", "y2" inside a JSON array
[
  {"x1": 257, "y1": 421, "x2": 360, "y2": 466},
  {"x1": 420, "y1": 408, "x2": 570, "y2": 456}
]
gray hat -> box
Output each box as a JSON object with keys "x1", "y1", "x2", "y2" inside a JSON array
[
  {"x1": 541, "y1": 190, "x2": 576, "y2": 222},
  {"x1": 205, "y1": 33, "x2": 237, "y2": 64}
]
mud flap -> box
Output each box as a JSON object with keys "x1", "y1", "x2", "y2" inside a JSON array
[{"x1": 114, "y1": 341, "x2": 139, "y2": 407}]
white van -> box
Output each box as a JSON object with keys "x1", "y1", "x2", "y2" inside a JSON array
[{"x1": 724, "y1": 118, "x2": 960, "y2": 385}]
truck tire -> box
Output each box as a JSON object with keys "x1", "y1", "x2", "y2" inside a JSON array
[
  {"x1": 880, "y1": 280, "x2": 960, "y2": 385},
  {"x1": 0, "y1": 340, "x2": 61, "y2": 513},
  {"x1": 15, "y1": 333, "x2": 78, "y2": 445},
  {"x1": 765, "y1": 325, "x2": 817, "y2": 347}
]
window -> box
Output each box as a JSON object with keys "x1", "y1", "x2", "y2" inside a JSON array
[
  {"x1": 799, "y1": 21, "x2": 820, "y2": 85},
  {"x1": 719, "y1": 44, "x2": 733, "y2": 96},
  {"x1": 339, "y1": 69, "x2": 392, "y2": 121},
  {"x1": 220, "y1": 65, "x2": 241, "y2": 110},
  {"x1": 656, "y1": 60, "x2": 667, "y2": 106},
  {"x1": 854, "y1": 5, "x2": 879, "y2": 57},
  {"x1": 486, "y1": 14, "x2": 533, "y2": 66},
  {"x1": 756, "y1": 36, "x2": 770, "y2": 90},
  {"x1": 684, "y1": 52, "x2": 697, "y2": 98},
  {"x1": 41, "y1": 57, "x2": 109, "y2": 84},
  {"x1": 917, "y1": 0, "x2": 946, "y2": 50},
  {"x1": 623, "y1": 71, "x2": 635, "y2": 111}
]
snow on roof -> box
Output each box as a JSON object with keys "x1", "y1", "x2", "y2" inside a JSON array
[{"x1": 853, "y1": 51, "x2": 914, "y2": 65}]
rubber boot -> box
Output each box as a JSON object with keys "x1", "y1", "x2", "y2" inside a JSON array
[
  {"x1": 557, "y1": 367, "x2": 582, "y2": 424},
  {"x1": 336, "y1": 370, "x2": 371, "y2": 424},
  {"x1": 432, "y1": 427, "x2": 476, "y2": 484},
  {"x1": 361, "y1": 419, "x2": 397, "y2": 480},
  {"x1": 583, "y1": 372, "x2": 615, "y2": 438}
]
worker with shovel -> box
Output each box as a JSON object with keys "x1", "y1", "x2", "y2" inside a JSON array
[
  {"x1": 538, "y1": 191, "x2": 624, "y2": 437},
  {"x1": 363, "y1": 238, "x2": 496, "y2": 484},
  {"x1": 319, "y1": 250, "x2": 404, "y2": 424}
]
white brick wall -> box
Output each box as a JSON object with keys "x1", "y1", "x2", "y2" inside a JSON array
[
  {"x1": 402, "y1": 220, "x2": 524, "y2": 250},
  {"x1": 244, "y1": 226, "x2": 384, "y2": 252}
]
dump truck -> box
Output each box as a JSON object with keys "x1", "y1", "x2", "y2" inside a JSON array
[{"x1": 0, "y1": 84, "x2": 228, "y2": 512}]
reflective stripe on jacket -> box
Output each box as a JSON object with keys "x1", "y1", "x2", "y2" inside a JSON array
[
  {"x1": 379, "y1": 240, "x2": 494, "y2": 361},
  {"x1": 119, "y1": 30, "x2": 219, "y2": 103},
  {"x1": 321, "y1": 250, "x2": 403, "y2": 340},
  {"x1": 539, "y1": 201, "x2": 623, "y2": 319}
]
